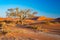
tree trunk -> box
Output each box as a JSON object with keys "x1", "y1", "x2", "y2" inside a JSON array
[{"x1": 20, "y1": 20, "x2": 24, "y2": 25}]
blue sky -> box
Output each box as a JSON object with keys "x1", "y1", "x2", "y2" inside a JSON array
[{"x1": 0, "y1": 0, "x2": 60, "y2": 18}]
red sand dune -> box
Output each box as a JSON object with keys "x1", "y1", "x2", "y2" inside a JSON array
[
  {"x1": 0, "y1": 18, "x2": 19, "y2": 21},
  {"x1": 37, "y1": 16, "x2": 54, "y2": 21}
]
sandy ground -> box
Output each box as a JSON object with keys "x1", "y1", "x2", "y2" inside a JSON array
[{"x1": 0, "y1": 25, "x2": 60, "y2": 40}]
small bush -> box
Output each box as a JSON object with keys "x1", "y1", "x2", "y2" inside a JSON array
[
  {"x1": 0, "y1": 24, "x2": 2, "y2": 27},
  {"x1": 1, "y1": 31, "x2": 7, "y2": 35}
]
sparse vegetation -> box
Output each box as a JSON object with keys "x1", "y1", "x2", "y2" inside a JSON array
[
  {"x1": 6, "y1": 8, "x2": 37, "y2": 25},
  {"x1": 0, "y1": 8, "x2": 60, "y2": 40}
]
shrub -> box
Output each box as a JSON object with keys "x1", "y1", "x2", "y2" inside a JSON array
[{"x1": 1, "y1": 31, "x2": 7, "y2": 35}]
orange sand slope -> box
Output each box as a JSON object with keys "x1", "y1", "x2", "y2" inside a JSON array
[
  {"x1": 0, "y1": 26, "x2": 60, "y2": 40},
  {"x1": 0, "y1": 16, "x2": 54, "y2": 21}
]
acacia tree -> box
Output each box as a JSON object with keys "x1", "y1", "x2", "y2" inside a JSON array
[
  {"x1": 6, "y1": 8, "x2": 37, "y2": 25},
  {"x1": 6, "y1": 8, "x2": 16, "y2": 18},
  {"x1": 17, "y1": 9, "x2": 37, "y2": 25}
]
